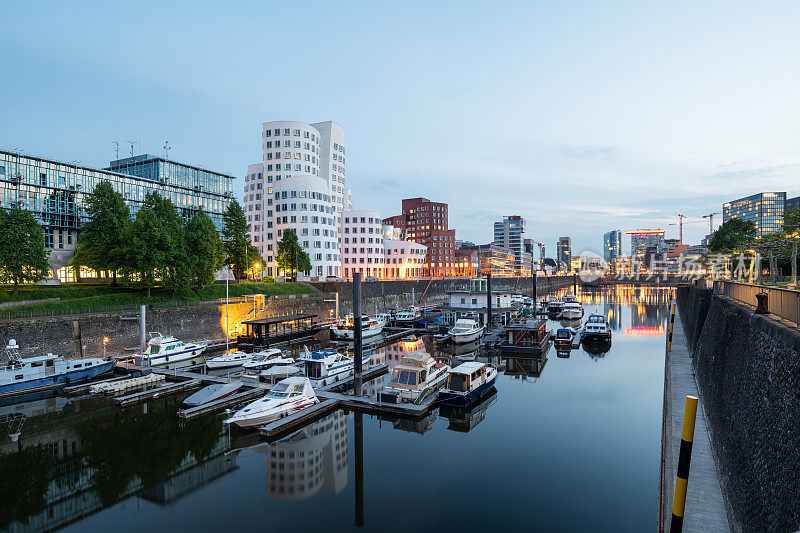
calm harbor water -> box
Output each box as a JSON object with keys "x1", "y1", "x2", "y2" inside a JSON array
[{"x1": 0, "y1": 286, "x2": 670, "y2": 533}]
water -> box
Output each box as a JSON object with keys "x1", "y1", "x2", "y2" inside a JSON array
[{"x1": 0, "y1": 286, "x2": 670, "y2": 532}]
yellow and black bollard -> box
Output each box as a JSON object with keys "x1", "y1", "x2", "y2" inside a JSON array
[
  {"x1": 671, "y1": 395, "x2": 698, "y2": 532},
  {"x1": 667, "y1": 300, "x2": 676, "y2": 353}
]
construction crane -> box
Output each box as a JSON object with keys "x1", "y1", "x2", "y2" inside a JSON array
[
  {"x1": 676, "y1": 213, "x2": 688, "y2": 245},
  {"x1": 701, "y1": 212, "x2": 721, "y2": 235}
]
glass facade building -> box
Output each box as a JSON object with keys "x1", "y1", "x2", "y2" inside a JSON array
[
  {"x1": 722, "y1": 192, "x2": 785, "y2": 237},
  {"x1": 0, "y1": 149, "x2": 234, "y2": 279},
  {"x1": 604, "y1": 230, "x2": 622, "y2": 263},
  {"x1": 557, "y1": 236, "x2": 571, "y2": 269},
  {"x1": 625, "y1": 230, "x2": 665, "y2": 256}
]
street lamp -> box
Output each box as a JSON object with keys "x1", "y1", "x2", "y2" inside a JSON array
[{"x1": 102, "y1": 336, "x2": 109, "y2": 358}]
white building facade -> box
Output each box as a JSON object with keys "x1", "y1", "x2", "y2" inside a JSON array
[
  {"x1": 245, "y1": 120, "x2": 353, "y2": 279},
  {"x1": 383, "y1": 239, "x2": 427, "y2": 279},
  {"x1": 341, "y1": 210, "x2": 385, "y2": 279}
]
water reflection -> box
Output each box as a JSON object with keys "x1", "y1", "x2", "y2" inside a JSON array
[{"x1": 438, "y1": 389, "x2": 497, "y2": 433}]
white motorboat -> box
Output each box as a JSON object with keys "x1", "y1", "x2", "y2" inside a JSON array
[
  {"x1": 242, "y1": 348, "x2": 294, "y2": 370},
  {"x1": 331, "y1": 314, "x2": 386, "y2": 340},
  {"x1": 562, "y1": 294, "x2": 579, "y2": 304},
  {"x1": 205, "y1": 351, "x2": 253, "y2": 370},
  {"x1": 224, "y1": 377, "x2": 318, "y2": 427},
  {"x1": 582, "y1": 313, "x2": 612, "y2": 342},
  {"x1": 546, "y1": 297, "x2": 564, "y2": 313},
  {"x1": 134, "y1": 333, "x2": 206, "y2": 366},
  {"x1": 447, "y1": 318, "x2": 484, "y2": 344},
  {"x1": 0, "y1": 340, "x2": 115, "y2": 396},
  {"x1": 298, "y1": 347, "x2": 371, "y2": 388},
  {"x1": 379, "y1": 352, "x2": 451, "y2": 404},
  {"x1": 561, "y1": 302, "x2": 584, "y2": 320},
  {"x1": 438, "y1": 362, "x2": 497, "y2": 406},
  {"x1": 395, "y1": 306, "x2": 422, "y2": 324},
  {"x1": 184, "y1": 382, "x2": 243, "y2": 406}
]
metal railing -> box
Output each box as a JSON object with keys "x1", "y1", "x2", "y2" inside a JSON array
[{"x1": 714, "y1": 280, "x2": 800, "y2": 326}]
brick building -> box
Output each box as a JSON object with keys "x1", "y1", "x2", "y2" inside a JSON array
[{"x1": 382, "y1": 197, "x2": 456, "y2": 276}]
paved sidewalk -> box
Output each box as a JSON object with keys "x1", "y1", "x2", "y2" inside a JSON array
[{"x1": 661, "y1": 311, "x2": 730, "y2": 532}]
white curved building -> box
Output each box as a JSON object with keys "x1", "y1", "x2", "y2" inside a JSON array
[
  {"x1": 341, "y1": 210, "x2": 384, "y2": 279},
  {"x1": 245, "y1": 120, "x2": 352, "y2": 279}
]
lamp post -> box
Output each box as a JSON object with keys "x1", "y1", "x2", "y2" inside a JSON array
[{"x1": 102, "y1": 336, "x2": 109, "y2": 358}]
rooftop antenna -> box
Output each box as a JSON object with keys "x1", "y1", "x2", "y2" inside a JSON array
[
  {"x1": 163, "y1": 140, "x2": 171, "y2": 159},
  {"x1": 113, "y1": 141, "x2": 119, "y2": 160},
  {"x1": 126, "y1": 140, "x2": 136, "y2": 158}
]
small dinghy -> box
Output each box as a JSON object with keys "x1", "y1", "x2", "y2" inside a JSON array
[{"x1": 183, "y1": 382, "x2": 243, "y2": 406}]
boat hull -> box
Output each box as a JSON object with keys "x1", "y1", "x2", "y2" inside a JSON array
[
  {"x1": 582, "y1": 332, "x2": 612, "y2": 342},
  {"x1": 437, "y1": 376, "x2": 497, "y2": 406},
  {"x1": 449, "y1": 329, "x2": 483, "y2": 344},
  {"x1": 379, "y1": 371, "x2": 448, "y2": 404},
  {"x1": 229, "y1": 398, "x2": 317, "y2": 427},
  {"x1": 561, "y1": 309, "x2": 584, "y2": 319},
  {"x1": 332, "y1": 325, "x2": 384, "y2": 340},
  {"x1": 205, "y1": 358, "x2": 249, "y2": 370},
  {"x1": 135, "y1": 345, "x2": 205, "y2": 366},
  {"x1": 0, "y1": 361, "x2": 115, "y2": 397}
]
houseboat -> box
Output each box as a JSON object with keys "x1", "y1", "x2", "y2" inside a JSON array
[
  {"x1": 378, "y1": 352, "x2": 450, "y2": 404},
  {"x1": 447, "y1": 317, "x2": 484, "y2": 344},
  {"x1": 298, "y1": 347, "x2": 371, "y2": 387},
  {"x1": 1, "y1": 340, "x2": 114, "y2": 397},
  {"x1": 133, "y1": 333, "x2": 206, "y2": 366},
  {"x1": 438, "y1": 361, "x2": 497, "y2": 406},
  {"x1": 442, "y1": 278, "x2": 516, "y2": 329},
  {"x1": 500, "y1": 318, "x2": 551, "y2": 357},
  {"x1": 224, "y1": 377, "x2": 318, "y2": 427},
  {"x1": 332, "y1": 314, "x2": 386, "y2": 340},
  {"x1": 237, "y1": 314, "x2": 321, "y2": 351}
]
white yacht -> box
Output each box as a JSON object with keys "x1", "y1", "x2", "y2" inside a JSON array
[
  {"x1": 582, "y1": 313, "x2": 612, "y2": 342},
  {"x1": 447, "y1": 318, "x2": 484, "y2": 344},
  {"x1": 438, "y1": 362, "x2": 498, "y2": 406},
  {"x1": 395, "y1": 306, "x2": 422, "y2": 325},
  {"x1": 184, "y1": 382, "x2": 243, "y2": 406},
  {"x1": 205, "y1": 351, "x2": 253, "y2": 370},
  {"x1": 379, "y1": 352, "x2": 450, "y2": 404},
  {"x1": 562, "y1": 294, "x2": 579, "y2": 304},
  {"x1": 561, "y1": 302, "x2": 584, "y2": 320},
  {"x1": 224, "y1": 377, "x2": 318, "y2": 427},
  {"x1": 546, "y1": 297, "x2": 564, "y2": 313},
  {"x1": 298, "y1": 347, "x2": 371, "y2": 388},
  {"x1": 0, "y1": 340, "x2": 115, "y2": 396},
  {"x1": 331, "y1": 314, "x2": 386, "y2": 340},
  {"x1": 242, "y1": 348, "x2": 294, "y2": 370},
  {"x1": 134, "y1": 333, "x2": 206, "y2": 366}
]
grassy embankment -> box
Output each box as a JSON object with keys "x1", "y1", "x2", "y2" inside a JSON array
[{"x1": 0, "y1": 282, "x2": 314, "y2": 311}]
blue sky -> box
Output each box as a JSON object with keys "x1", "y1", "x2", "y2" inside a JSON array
[{"x1": 2, "y1": 1, "x2": 800, "y2": 256}]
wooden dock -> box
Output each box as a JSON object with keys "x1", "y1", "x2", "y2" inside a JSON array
[{"x1": 115, "y1": 379, "x2": 203, "y2": 407}]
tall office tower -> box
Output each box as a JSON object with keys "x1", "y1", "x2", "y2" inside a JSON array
[
  {"x1": 493, "y1": 216, "x2": 525, "y2": 273},
  {"x1": 245, "y1": 121, "x2": 352, "y2": 280},
  {"x1": 382, "y1": 197, "x2": 456, "y2": 277},
  {"x1": 557, "y1": 236, "x2": 571, "y2": 268},
  {"x1": 625, "y1": 229, "x2": 666, "y2": 256},
  {"x1": 603, "y1": 230, "x2": 622, "y2": 263},
  {"x1": 723, "y1": 192, "x2": 785, "y2": 237}
]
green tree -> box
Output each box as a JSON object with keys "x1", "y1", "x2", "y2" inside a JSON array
[
  {"x1": 144, "y1": 192, "x2": 188, "y2": 293},
  {"x1": 783, "y1": 208, "x2": 800, "y2": 287},
  {"x1": 222, "y1": 200, "x2": 260, "y2": 280},
  {"x1": 0, "y1": 208, "x2": 51, "y2": 296},
  {"x1": 125, "y1": 204, "x2": 168, "y2": 297},
  {"x1": 71, "y1": 181, "x2": 130, "y2": 284},
  {"x1": 754, "y1": 231, "x2": 790, "y2": 285},
  {"x1": 185, "y1": 208, "x2": 223, "y2": 289},
  {"x1": 707, "y1": 218, "x2": 757, "y2": 253},
  {"x1": 276, "y1": 228, "x2": 311, "y2": 281}
]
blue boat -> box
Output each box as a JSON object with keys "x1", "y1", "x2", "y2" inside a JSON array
[
  {"x1": 437, "y1": 361, "x2": 498, "y2": 406},
  {"x1": 0, "y1": 340, "x2": 115, "y2": 398}
]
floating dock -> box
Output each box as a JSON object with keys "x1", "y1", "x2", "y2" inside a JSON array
[{"x1": 115, "y1": 379, "x2": 202, "y2": 407}]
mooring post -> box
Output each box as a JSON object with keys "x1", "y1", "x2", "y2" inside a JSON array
[
  {"x1": 671, "y1": 395, "x2": 698, "y2": 532},
  {"x1": 353, "y1": 272, "x2": 363, "y2": 396},
  {"x1": 532, "y1": 260, "x2": 537, "y2": 304},
  {"x1": 486, "y1": 271, "x2": 493, "y2": 333},
  {"x1": 573, "y1": 272, "x2": 577, "y2": 294},
  {"x1": 139, "y1": 304, "x2": 146, "y2": 353}
]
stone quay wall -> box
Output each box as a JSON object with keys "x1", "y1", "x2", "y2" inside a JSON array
[{"x1": 677, "y1": 284, "x2": 800, "y2": 531}]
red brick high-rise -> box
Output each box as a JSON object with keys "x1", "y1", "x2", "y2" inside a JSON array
[{"x1": 382, "y1": 197, "x2": 456, "y2": 277}]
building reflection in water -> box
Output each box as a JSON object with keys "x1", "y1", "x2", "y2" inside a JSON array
[{"x1": 265, "y1": 411, "x2": 349, "y2": 501}]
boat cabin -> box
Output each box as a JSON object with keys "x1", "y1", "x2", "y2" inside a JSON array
[
  {"x1": 387, "y1": 352, "x2": 439, "y2": 392},
  {"x1": 238, "y1": 314, "x2": 320, "y2": 349},
  {"x1": 445, "y1": 362, "x2": 489, "y2": 393},
  {"x1": 500, "y1": 318, "x2": 551, "y2": 357}
]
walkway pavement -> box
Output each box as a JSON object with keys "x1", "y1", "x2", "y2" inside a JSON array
[{"x1": 661, "y1": 311, "x2": 730, "y2": 532}]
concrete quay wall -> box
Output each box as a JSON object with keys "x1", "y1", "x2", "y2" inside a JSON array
[{"x1": 677, "y1": 284, "x2": 800, "y2": 531}]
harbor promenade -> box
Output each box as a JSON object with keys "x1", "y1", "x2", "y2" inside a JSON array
[{"x1": 660, "y1": 310, "x2": 730, "y2": 532}]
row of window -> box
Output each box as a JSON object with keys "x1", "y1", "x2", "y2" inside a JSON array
[{"x1": 264, "y1": 128, "x2": 320, "y2": 143}]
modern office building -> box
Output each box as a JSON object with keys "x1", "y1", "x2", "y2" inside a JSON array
[
  {"x1": 723, "y1": 192, "x2": 785, "y2": 237},
  {"x1": 0, "y1": 149, "x2": 234, "y2": 281},
  {"x1": 341, "y1": 210, "x2": 384, "y2": 279},
  {"x1": 625, "y1": 229, "x2": 666, "y2": 256},
  {"x1": 603, "y1": 230, "x2": 622, "y2": 263},
  {"x1": 382, "y1": 197, "x2": 456, "y2": 276},
  {"x1": 785, "y1": 195, "x2": 800, "y2": 212},
  {"x1": 494, "y1": 216, "x2": 525, "y2": 274},
  {"x1": 460, "y1": 243, "x2": 515, "y2": 277},
  {"x1": 245, "y1": 121, "x2": 353, "y2": 280},
  {"x1": 454, "y1": 248, "x2": 479, "y2": 277},
  {"x1": 383, "y1": 239, "x2": 427, "y2": 279},
  {"x1": 557, "y1": 236, "x2": 571, "y2": 269}
]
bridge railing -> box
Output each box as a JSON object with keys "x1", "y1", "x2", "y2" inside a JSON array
[{"x1": 714, "y1": 280, "x2": 800, "y2": 326}]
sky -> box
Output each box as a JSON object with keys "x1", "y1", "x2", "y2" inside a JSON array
[{"x1": 2, "y1": 1, "x2": 800, "y2": 256}]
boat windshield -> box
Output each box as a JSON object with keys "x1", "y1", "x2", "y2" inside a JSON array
[
  {"x1": 447, "y1": 373, "x2": 469, "y2": 392},
  {"x1": 557, "y1": 330, "x2": 571, "y2": 339},
  {"x1": 267, "y1": 382, "x2": 291, "y2": 398},
  {"x1": 389, "y1": 369, "x2": 418, "y2": 385}
]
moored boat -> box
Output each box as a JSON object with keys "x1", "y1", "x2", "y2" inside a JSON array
[
  {"x1": 184, "y1": 381, "x2": 244, "y2": 406},
  {"x1": 205, "y1": 351, "x2": 253, "y2": 370},
  {"x1": 395, "y1": 306, "x2": 422, "y2": 325},
  {"x1": 242, "y1": 348, "x2": 294, "y2": 370},
  {"x1": 1, "y1": 340, "x2": 114, "y2": 397},
  {"x1": 134, "y1": 333, "x2": 206, "y2": 366},
  {"x1": 379, "y1": 352, "x2": 450, "y2": 404},
  {"x1": 298, "y1": 347, "x2": 371, "y2": 387},
  {"x1": 554, "y1": 328, "x2": 576, "y2": 350},
  {"x1": 438, "y1": 362, "x2": 497, "y2": 406},
  {"x1": 224, "y1": 377, "x2": 318, "y2": 427},
  {"x1": 582, "y1": 314, "x2": 612, "y2": 342},
  {"x1": 561, "y1": 302, "x2": 584, "y2": 320},
  {"x1": 447, "y1": 317, "x2": 484, "y2": 344},
  {"x1": 331, "y1": 314, "x2": 386, "y2": 340}
]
